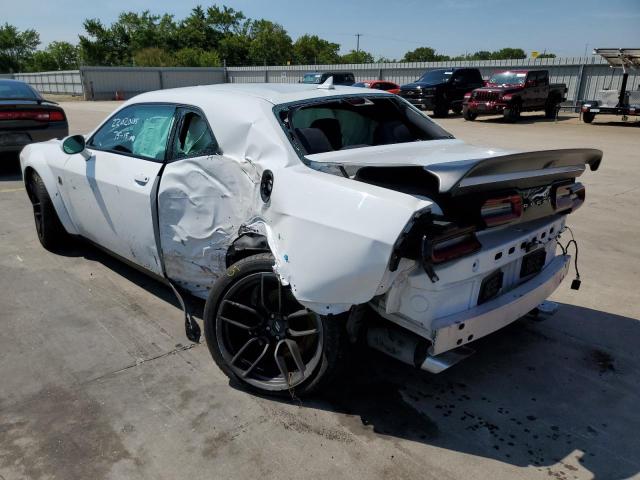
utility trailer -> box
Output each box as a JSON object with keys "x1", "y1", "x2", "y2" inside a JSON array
[{"x1": 582, "y1": 48, "x2": 640, "y2": 123}]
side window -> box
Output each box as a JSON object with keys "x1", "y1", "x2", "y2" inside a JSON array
[
  {"x1": 89, "y1": 104, "x2": 176, "y2": 161},
  {"x1": 171, "y1": 110, "x2": 218, "y2": 159},
  {"x1": 538, "y1": 71, "x2": 549, "y2": 85},
  {"x1": 452, "y1": 71, "x2": 464, "y2": 84},
  {"x1": 471, "y1": 70, "x2": 483, "y2": 84}
]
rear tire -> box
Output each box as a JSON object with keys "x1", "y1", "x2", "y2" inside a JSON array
[
  {"x1": 28, "y1": 172, "x2": 69, "y2": 251},
  {"x1": 203, "y1": 253, "x2": 347, "y2": 397},
  {"x1": 432, "y1": 102, "x2": 449, "y2": 118},
  {"x1": 544, "y1": 100, "x2": 558, "y2": 119},
  {"x1": 583, "y1": 112, "x2": 595, "y2": 124},
  {"x1": 503, "y1": 104, "x2": 521, "y2": 123}
]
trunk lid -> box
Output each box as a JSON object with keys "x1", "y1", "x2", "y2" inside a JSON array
[{"x1": 306, "y1": 140, "x2": 601, "y2": 196}]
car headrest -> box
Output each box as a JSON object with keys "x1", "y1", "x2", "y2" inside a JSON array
[
  {"x1": 310, "y1": 118, "x2": 342, "y2": 150},
  {"x1": 295, "y1": 127, "x2": 334, "y2": 154},
  {"x1": 374, "y1": 121, "x2": 413, "y2": 145}
]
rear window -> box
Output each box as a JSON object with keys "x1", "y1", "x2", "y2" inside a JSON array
[
  {"x1": 301, "y1": 73, "x2": 323, "y2": 84},
  {"x1": 0, "y1": 81, "x2": 38, "y2": 100},
  {"x1": 278, "y1": 96, "x2": 454, "y2": 155}
]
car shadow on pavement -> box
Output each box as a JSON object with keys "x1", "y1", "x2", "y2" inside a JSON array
[
  {"x1": 473, "y1": 114, "x2": 576, "y2": 125},
  {"x1": 0, "y1": 154, "x2": 23, "y2": 181},
  {"x1": 243, "y1": 303, "x2": 640, "y2": 480},
  {"x1": 54, "y1": 240, "x2": 206, "y2": 321}
]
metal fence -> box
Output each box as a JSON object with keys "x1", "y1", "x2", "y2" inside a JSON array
[
  {"x1": 7, "y1": 56, "x2": 639, "y2": 103},
  {"x1": 13, "y1": 70, "x2": 83, "y2": 95},
  {"x1": 227, "y1": 56, "x2": 640, "y2": 103},
  {"x1": 80, "y1": 66, "x2": 226, "y2": 100}
]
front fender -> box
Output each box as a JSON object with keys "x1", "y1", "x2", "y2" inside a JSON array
[
  {"x1": 20, "y1": 142, "x2": 79, "y2": 235},
  {"x1": 265, "y1": 164, "x2": 433, "y2": 314}
]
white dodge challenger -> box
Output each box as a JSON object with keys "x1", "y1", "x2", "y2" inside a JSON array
[{"x1": 20, "y1": 81, "x2": 601, "y2": 396}]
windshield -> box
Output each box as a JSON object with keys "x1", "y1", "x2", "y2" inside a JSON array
[
  {"x1": 301, "y1": 73, "x2": 323, "y2": 84},
  {"x1": 417, "y1": 69, "x2": 454, "y2": 85},
  {"x1": 0, "y1": 80, "x2": 39, "y2": 100},
  {"x1": 279, "y1": 96, "x2": 454, "y2": 155},
  {"x1": 488, "y1": 72, "x2": 527, "y2": 86}
]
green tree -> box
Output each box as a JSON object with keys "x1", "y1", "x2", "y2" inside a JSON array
[
  {"x1": 0, "y1": 23, "x2": 40, "y2": 72},
  {"x1": 340, "y1": 49, "x2": 374, "y2": 64},
  {"x1": 247, "y1": 20, "x2": 292, "y2": 65},
  {"x1": 491, "y1": 48, "x2": 526, "y2": 59},
  {"x1": 402, "y1": 47, "x2": 449, "y2": 62},
  {"x1": 537, "y1": 52, "x2": 556, "y2": 58},
  {"x1": 174, "y1": 47, "x2": 221, "y2": 67},
  {"x1": 27, "y1": 41, "x2": 79, "y2": 71},
  {"x1": 218, "y1": 34, "x2": 251, "y2": 66},
  {"x1": 292, "y1": 35, "x2": 340, "y2": 65},
  {"x1": 79, "y1": 18, "x2": 129, "y2": 66},
  {"x1": 133, "y1": 47, "x2": 175, "y2": 67}
]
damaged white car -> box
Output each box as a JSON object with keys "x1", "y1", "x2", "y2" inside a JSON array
[{"x1": 20, "y1": 81, "x2": 601, "y2": 396}]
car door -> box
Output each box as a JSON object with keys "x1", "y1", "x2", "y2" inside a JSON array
[
  {"x1": 450, "y1": 70, "x2": 468, "y2": 104},
  {"x1": 536, "y1": 71, "x2": 550, "y2": 107},
  {"x1": 157, "y1": 107, "x2": 259, "y2": 298},
  {"x1": 60, "y1": 103, "x2": 177, "y2": 275},
  {"x1": 523, "y1": 72, "x2": 538, "y2": 109}
]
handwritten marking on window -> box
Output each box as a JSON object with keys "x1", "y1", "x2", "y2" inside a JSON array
[
  {"x1": 111, "y1": 117, "x2": 139, "y2": 128},
  {"x1": 113, "y1": 130, "x2": 136, "y2": 143}
]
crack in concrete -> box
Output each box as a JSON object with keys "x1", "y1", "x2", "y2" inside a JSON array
[{"x1": 82, "y1": 342, "x2": 202, "y2": 385}]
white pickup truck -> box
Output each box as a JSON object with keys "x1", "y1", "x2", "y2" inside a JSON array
[{"x1": 20, "y1": 81, "x2": 601, "y2": 396}]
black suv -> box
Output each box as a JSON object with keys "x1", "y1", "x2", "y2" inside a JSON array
[
  {"x1": 301, "y1": 72, "x2": 355, "y2": 86},
  {"x1": 399, "y1": 68, "x2": 484, "y2": 117}
]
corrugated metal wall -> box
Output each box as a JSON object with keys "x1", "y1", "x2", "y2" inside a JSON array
[
  {"x1": 8, "y1": 57, "x2": 639, "y2": 102},
  {"x1": 12, "y1": 70, "x2": 83, "y2": 95},
  {"x1": 228, "y1": 57, "x2": 640, "y2": 102},
  {"x1": 81, "y1": 67, "x2": 226, "y2": 100}
]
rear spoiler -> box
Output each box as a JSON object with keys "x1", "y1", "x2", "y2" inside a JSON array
[{"x1": 425, "y1": 149, "x2": 602, "y2": 196}]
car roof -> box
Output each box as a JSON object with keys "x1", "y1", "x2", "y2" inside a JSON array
[
  {"x1": 131, "y1": 83, "x2": 387, "y2": 106},
  {"x1": 494, "y1": 69, "x2": 540, "y2": 73}
]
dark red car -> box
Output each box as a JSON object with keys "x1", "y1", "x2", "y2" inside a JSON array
[
  {"x1": 353, "y1": 80, "x2": 401, "y2": 95},
  {"x1": 463, "y1": 70, "x2": 567, "y2": 122}
]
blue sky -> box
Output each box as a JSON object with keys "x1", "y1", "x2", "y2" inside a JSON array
[{"x1": 2, "y1": 0, "x2": 638, "y2": 59}]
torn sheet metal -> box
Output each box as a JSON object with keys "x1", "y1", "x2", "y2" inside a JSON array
[{"x1": 158, "y1": 155, "x2": 261, "y2": 298}]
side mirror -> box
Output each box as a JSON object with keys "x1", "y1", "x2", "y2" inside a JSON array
[{"x1": 61, "y1": 135, "x2": 86, "y2": 155}]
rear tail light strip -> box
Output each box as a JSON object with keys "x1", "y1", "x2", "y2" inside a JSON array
[
  {"x1": 421, "y1": 226, "x2": 482, "y2": 282},
  {"x1": 481, "y1": 194, "x2": 523, "y2": 227},
  {"x1": 553, "y1": 183, "x2": 585, "y2": 213},
  {"x1": 0, "y1": 110, "x2": 65, "y2": 122}
]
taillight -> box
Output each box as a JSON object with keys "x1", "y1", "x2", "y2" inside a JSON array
[
  {"x1": 49, "y1": 110, "x2": 66, "y2": 121},
  {"x1": 0, "y1": 109, "x2": 65, "y2": 122},
  {"x1": 481, "y1": 194, "x2": 522, "y2": 227},
  {"x1": 554, "y1": 183, "x2": 585, "y2": 213},
  {"x1": 430, "y1": 227, "x2": 481, "y2": 264}
]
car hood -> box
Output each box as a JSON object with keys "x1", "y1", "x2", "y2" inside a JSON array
[
  {"x1": 474, "y1": 85, "x2": 523, "y2": 94},
  {"x1": 400, "y1": 82, "x2": 444, "y2": 90}
]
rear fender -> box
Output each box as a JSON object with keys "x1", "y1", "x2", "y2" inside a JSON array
[
  {"x1": 20, "y1": 142, "x2": 79, "y2": 235},
  {"x1": 264, "y1": 164, "x2": 433, "y2": 314}
]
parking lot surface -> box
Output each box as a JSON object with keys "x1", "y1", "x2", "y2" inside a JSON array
[{"x1": 1, "y1": 103, "x2": 639, "y2": 480}]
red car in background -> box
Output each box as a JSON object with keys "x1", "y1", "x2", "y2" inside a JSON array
[{"x1": 352, "y1": 80, "x2": 401, "y2": 95}]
